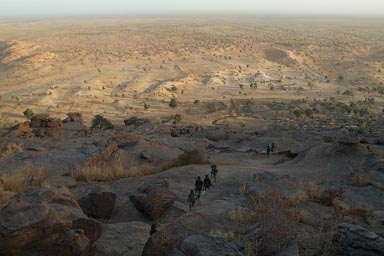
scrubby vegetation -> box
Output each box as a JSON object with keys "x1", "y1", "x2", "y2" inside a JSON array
[{"x1": 91, "y1": 114, "x2": 114, "y2": 131}]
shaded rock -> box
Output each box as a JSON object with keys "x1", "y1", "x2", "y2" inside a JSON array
[
  {"x1": 130, "y1": 179, "x2": 176, "y2": 220},
  {"x1": 333, "y1": 223, "x2": 384, "y2": 256},
  {"x1": 72, "y1": 218, "x2": 102, "y2": 247},
  {"x1": 16, "y1": 121, "x2": 32, "y2": 133},
  {"x1": 142, "y1": 222, "x2": 199, "y2": 256},
  {"x1": 25, "y1": 141, "x2": 49, "y2": 151},
  {"x1": 0, "y1": 200, "x2": 72, "y2": 255},
  {"x1": 79, "y1": 144, "x2": 98, "y2": 154},
  {"x1": 339, "y1": 135, "x2": 360, "y2": 145},
  {"x1": 323, "y1": 136, "x2": 337, "y2": 143},
  {"x1": 24, "y1": 187, "x2": 85, "y2": 220},
  {"x1": 30, "y1": 114, "x2": 64, "y2": 137},
  {"x1": 180, "y1": 235, "x2": 242, "y2": 256},
  {"x1": 30, "y1": 113, "x2": 50, "y2": 128},
  {"x1": 63, "y1": 112, "x2": 84, "y2": 123},
  {"x1": 278, "y1": 241, "x2": 300, "y2": 256},
  {"x1": 78, "y1": 191, "x2": 117, "y2": 219},
  {"x1": 167, "y1": 248, "x2": 187, "y2": 256},
  {"x1": 0, "y1": 187, "x2": 100, "y2": 255},
  {"x1": 124, "y1": 116, "x2": 150, "y2": 126},
  {"x1": 94, "y1": 221, "x2": 149, "y2": 256},
  {"x1": 12, "y1": 150, "x2": 31, "y2": 160}
]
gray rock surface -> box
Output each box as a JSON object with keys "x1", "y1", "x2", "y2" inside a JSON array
[
  {"x1": 333, "y1": 223, "x2": 384, "y2": 256},
  {"x1": 180, "y1": 235, "x2": 242, "y2": 256}
]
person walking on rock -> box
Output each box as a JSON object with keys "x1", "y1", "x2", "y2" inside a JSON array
[
  {"x1": 187, "y1": 189, "x2": 196, "y2": 211},
  {"x1": 195, "y1": 176, "x2": 203, "y2": 200},
  {"x1": 267, "y1": 144, "x2": 272, "y2": 155},
  {"x1": 203, "y1": 175, "x2": 212, "y2": 193},
  {"x1": 210, "y1": 165, "x2": 218, "y2": 183}
]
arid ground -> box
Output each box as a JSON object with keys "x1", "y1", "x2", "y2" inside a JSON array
[{"x1": 0, "y1": 17, "x2": 384, "y2": 256}]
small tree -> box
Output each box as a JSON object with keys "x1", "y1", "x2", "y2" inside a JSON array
[
  {"x1": 91, "y1": 114, "x2": 114, "y2": 131},
  {"x1": 23, "y1": 109, "x2": 34, "y2": 119},
  {"x1": 172, "y1": 114, "x2": 182, "y2": 127},
  {"x1": 343, "y1": 90, "x2": 354, "y2": 97}
]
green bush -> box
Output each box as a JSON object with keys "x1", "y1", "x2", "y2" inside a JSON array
[
  {"x1": 23, "y1": 109, "x2": 34, "y2": 119},
  {"x1": 91, "y1": 114, "x2": 114, "y2": 130}
]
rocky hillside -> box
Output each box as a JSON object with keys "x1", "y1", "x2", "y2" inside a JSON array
[{"x1": 0, "y1": 112, "x2": 384, "y2": 255}]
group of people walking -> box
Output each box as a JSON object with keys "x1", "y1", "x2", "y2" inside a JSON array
[{"x1": 187, "y1": 165, "x2": 218, "y2": 211}]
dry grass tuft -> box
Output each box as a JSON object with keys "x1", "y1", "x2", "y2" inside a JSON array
[
  {"x1": 0, "y1": 143, "x2": 23, "y2": 159},
  {"x1": 348, "y1": 203, "x2": 374, "y2": 225},
  {"x1": 351, "y1": 170, "x2": 369, "y2": 186},
  {"x1": 71, "y1": 154, "x2": 156, "y2": 182},
  {"x1": 208, "y1": 230, "x2": 236, "y2": 241},
  {"x1": 1, "y1": 167, "x2": 49, "y2": 192},
  {"x1": 307, "y1": 181, "x2": 323, "y2": 200},
  {"x1": 159, "y1": 149, "x2": 209, "y2": 171},
  {"x1": 287, "y1": 190, "x2": 309, "y2": 206}
]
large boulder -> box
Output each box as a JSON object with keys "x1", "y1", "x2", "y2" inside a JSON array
[
  {"x1": 30, "y1": 114, "x2": 63, "y2": 137},
  {"x1": 0, "y1": 200, "x2": 89, "y2": 255},
  {"x1": 78, "y1": 191, "x2": 117, "y2": 219},
  {"x1": 72, "y1": 218, "x2": 102, "y2": 247},
  {"x1": 180, "y1": 235, "x2": 242, "y2": 256},
  {"x1": 129, "y1": 179, "x2": 176, "y2": 220},
  {"x1": 63, "y1": 112, "x2": 84, "y2": 123},
  {"x1": 333, "y1": 223, "x2": 384, "y2": 256},
  {"x1": 0, "y1": 187, "x2": 101, "y2": 255}
]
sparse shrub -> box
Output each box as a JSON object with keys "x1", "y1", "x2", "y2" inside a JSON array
[
  {"x1": 209, "y1": 230, "x2": 236, "y2": 241},
  {"x1": 320, "y1": 188, "x2": 344, "y2": 206},
  {"x1": 307, "y1": 181, "x2": 323, "y2": 200},
  {"x1": 23, "y1": 108, "x2": 34, "y2": 119},
  {"x1": 240, "y1": 183, "x2": 249, "y2": 196},
  {"x1": 172, "y1": 114, "x2": 182, "y2": 127},
  {"x1": 144, "y1": 103, "x2": 150, "y2": 110},
  {"x1": 351, "y1": 170, "x2": 369, "y2": 186},
  {"x1": 169, "y1": 98, "x2": 177, "y2": 108},
  {"x1": 0, "y1": 143, "x2": 23, "y2": 159},
  {"x1": 348, "y1": 203, "x2": 374, "y2": 225},
  {"x1": 91, "y1": 114, "x2": 114, "y2": 131},
  {"x1": 194, "y1": 99, "x2": 200, "y2": 104},
  {"x1": 343, "y1": 90, "x2": 354, "y2": 97},
  {"x1": 177, "y1": 149, "x2": 207, "y2": 166}
]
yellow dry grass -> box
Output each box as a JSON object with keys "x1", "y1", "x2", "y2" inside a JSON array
[
  {"x1": 71, "y1": 154, "x2": 155, "y2": 182},
  {"x1": 307, "y1": 181, "x2": 323, "y2": 200},
  {"x1": 1, "y1": 167, "x2": 49, "y2": 192}
]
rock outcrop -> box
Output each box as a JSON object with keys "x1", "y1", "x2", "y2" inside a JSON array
[
  {"x1": 180, "y1": 235, "x2": 242, "y2": 256},
  {"x1": 130, "y1": 179, "x2": 176, "y2": 220},
  {"x1": 78, "y1": 191, "x2": 117, "y2": 219},
  {"x1": 0, "y1": 187, "x2": 102, "y2": 256},
  {"x1": 333, "y1": 223, "x2": 384, "y2": 256}
]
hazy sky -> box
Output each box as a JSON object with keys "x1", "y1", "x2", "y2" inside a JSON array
[{"x1": 0, "y1": 0, "x2": 383, "y2": 18}]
